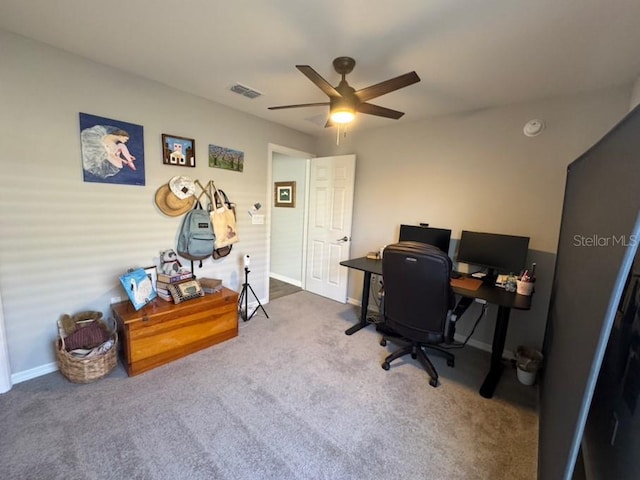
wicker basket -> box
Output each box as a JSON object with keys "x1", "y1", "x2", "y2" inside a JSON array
[{"x1": 56, "y1": 320, "x2": 118, "y2": 384}]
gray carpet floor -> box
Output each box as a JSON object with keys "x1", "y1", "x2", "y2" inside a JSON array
[{"x1": 0, "y1": 291, "x2": 538, "y2": 479}]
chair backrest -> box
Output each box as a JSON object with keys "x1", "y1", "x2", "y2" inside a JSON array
[{"x1": 382, "y1": 241, "x2": 454, "y2": 344}]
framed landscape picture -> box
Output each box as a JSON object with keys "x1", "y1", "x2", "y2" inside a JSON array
[
  {"x1": 208, "y1": 144, "x2": 244, "y2": 172},
  {"x1": 162, "y1": 134, "x2": 195, "y2": 167},
  {"x1": 274, "y1": 181, "x2": 296, "y2": 208}
]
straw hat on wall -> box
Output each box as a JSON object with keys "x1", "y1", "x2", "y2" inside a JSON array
[{"x1": 155, "y1": 183, "x2": 194, "y2": 216}]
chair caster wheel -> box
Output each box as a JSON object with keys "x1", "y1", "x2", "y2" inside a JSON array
[
  {"x1": 382, "y1": 362, "x2": 390, "y2": 371},
  {"x1": 380, "y1": 338, "x2": 387, "y2": 347},
  {"x1": 411, "y1": 353, "x2": 417, "y2": 359},
  {"x1": 429, "y1": 378, "x2": 438, "y2": 387},
  {"x1": 447, "y1": 359, "x2": 455, "y2": 367}
]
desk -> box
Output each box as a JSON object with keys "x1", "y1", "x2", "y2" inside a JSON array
[
  {"x1": 340, "y1": 256, "x2": 532, "y2": 398},
  {"x1": 340, "y1": 257, "x2": 383, "y2": 335}
]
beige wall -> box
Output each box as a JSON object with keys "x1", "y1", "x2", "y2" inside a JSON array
[
  {"x1": 316, "y1": 89, "x2": 631, "y2": 353},
  {"x1": 0, "y1": 31, "x2": 315, "y2": 379},
  {"x1": 270, "y1": 153, "x2": 307, "y2": 285},
  {"x1": 1, "y1": 27, "x2": 635, "y2": 380}
]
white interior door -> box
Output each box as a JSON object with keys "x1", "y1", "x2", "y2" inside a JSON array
[{"x1": 305, "y1": 154, "x2": 356, "y2": 302}]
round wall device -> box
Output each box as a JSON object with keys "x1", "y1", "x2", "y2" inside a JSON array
[{"x1": 523, "y1": 119, "x2": 545, "y2": 137}]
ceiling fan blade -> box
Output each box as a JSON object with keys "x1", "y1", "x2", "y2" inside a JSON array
[
  {"x1": 296, "y1": 65, "x2": 341, "y2": 98},
  {"x1": 357, "y1": 103, "x2": 405, "y2": 119},
  {"x1": 354, "y1": 71, "x2": 420, "y2": 103},
  {"x1": 268, "y1": 102, "x2": 329, "y2": 110}
]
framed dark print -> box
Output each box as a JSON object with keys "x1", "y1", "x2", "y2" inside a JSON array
[
  {"x1": 274, "y1": 181, "x2": 296, "y2": 208},
  {"x1": 161, "y1": 134, "x2": 196, "y2": 167}
]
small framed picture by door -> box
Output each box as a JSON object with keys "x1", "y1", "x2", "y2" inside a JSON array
[{"x1": 274, "y1": 181, "x2": 296, "y2": 208}]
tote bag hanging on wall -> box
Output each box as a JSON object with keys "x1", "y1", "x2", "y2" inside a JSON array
[{"x1": 210, "y1": 182, "x2": 238, "y2": 249}]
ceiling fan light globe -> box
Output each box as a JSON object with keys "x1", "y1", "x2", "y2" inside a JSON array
[{"x1": 330, "y1": 109, "x2": 355, "y2": 124}]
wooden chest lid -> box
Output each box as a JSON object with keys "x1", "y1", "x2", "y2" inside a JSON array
[{"x1": 112, "y1": 286, "x2": 238, "y2": 325}]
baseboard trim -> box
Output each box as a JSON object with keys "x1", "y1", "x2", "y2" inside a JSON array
[
  {"x1": 12, "y1": 361, "x2": 58, "y2": 384},
  {"x1": 269, "y1": 273, "x2": 302, "y2": 287}
]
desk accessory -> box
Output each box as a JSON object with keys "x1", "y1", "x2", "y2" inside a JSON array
[
  {"x1": 516, "y1": 279, "x2": 535, "y2": 296},
  {"x1": 505, "y1": 273, "x2": 518, "y2": 292},
  {"x1": 517, "y1": 263, "x2": 536, "y2": 295},
  {"x1": 450, "y1": 277, "x2": 483, "y2": 291}
]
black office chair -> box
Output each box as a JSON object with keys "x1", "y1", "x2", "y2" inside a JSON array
[{"x1": 379, "y1": 241, "x2": 456, "y2": 387}]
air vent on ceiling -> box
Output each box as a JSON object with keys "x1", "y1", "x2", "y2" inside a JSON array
[{"x1": 230, "y1": 83, "x2": 262, "y2": 99}]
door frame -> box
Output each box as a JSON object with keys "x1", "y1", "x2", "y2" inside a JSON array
[
  {"x1": 0, "y1": 291, "x2": 12, "y2": 393},
  {"x1": 267, "y1": 143, "x2": 315, "y2": 303}
]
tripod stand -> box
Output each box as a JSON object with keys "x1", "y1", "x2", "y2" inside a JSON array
[{"x1": 238, "y1": 266, "x2": 268, "y2": 321}]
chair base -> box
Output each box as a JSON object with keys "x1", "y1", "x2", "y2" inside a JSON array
[{"x1": 380, "y1": 336, "x2": 455, "y2": 387}]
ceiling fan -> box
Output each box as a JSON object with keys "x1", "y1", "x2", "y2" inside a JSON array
[{"x1": 268, "y1": 57, "x2": 420, "y2": 126}]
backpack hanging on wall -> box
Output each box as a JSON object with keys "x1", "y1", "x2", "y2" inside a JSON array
[{"x1": 176, "y1": 200, "x2": 215, "y2": 262}]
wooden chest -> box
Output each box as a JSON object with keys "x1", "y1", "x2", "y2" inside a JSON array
[{"x1": 112, "y1": 287, "x2": 238, "y2": 376}]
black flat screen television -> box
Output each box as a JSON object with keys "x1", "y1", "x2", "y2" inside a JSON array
[
  {"x1": 456, "y1": 230, "x2": 530, "y2": 277},
  {"x1": 398, "y1": 224, "x2": 452, "y2": 254}
]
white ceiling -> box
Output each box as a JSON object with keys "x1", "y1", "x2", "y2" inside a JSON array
[{"x1": 2, "y1": 0, "x2": 640, "y2": 136}]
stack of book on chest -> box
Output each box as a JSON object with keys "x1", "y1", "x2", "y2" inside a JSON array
[{"x1": 155, "y1": 271, "x2": 194, "y2": 302}]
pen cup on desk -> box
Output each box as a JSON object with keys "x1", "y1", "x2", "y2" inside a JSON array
[{"x1": 516, "y1": 279, "x2": 534, "y2": 296}]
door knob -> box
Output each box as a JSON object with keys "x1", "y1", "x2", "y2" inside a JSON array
[{"x1": 337, "y1": 236, "x2": 350, "y2": 242}]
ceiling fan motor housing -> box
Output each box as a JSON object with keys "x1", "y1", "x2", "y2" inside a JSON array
[{"x1": 333, "y1": 57, "x2": 356, "y2": 76}]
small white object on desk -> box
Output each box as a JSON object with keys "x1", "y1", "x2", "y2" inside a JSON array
[{"x1": 471, "y1": 272, "x2": 486, "y2": 279}]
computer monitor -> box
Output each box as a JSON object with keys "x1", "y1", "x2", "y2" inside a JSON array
[
  {"x1": 398, "y1": 224, "x2": 452, "y2": 254},
  {"x1": 456, "y1": 230, "x2": 530, "y2": 278}
]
